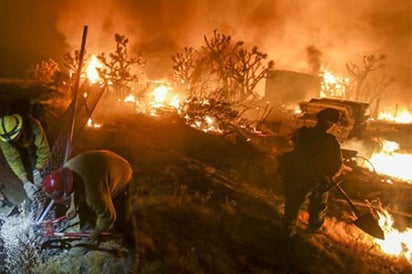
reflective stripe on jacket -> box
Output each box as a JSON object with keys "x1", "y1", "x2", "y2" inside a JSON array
[{"x1": 0, "y1": 117, "x2": 50, "y2": 180}]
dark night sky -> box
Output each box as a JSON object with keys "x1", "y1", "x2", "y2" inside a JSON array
[{"x1": 0, "y1": 0, "x2": 410, "y2": 105}]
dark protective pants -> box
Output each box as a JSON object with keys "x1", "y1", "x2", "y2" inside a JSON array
[
  {"x1": 77, "y1": 188, "x2": 135, "y2": 251},
  {"x1": 77, "y1": 189, "x2": 130, "y2": 232},
  {"x1": 282, "y1": 176, "x2": 329, "y2": 232}
]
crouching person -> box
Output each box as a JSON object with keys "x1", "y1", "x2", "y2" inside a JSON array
[
  {"x1": 0, "y1": 113, "x2": 50, "y2": 201},
  {"x1": 42, "y1": 149, "x2": 133, "y2": 255}
]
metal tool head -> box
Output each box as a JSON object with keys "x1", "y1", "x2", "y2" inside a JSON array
[{"x1": 353, "y1": 212, "x2": 385, "y2": 240}]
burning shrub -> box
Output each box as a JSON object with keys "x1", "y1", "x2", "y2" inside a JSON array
[{"x1": 182, "y1": 96, "x2": 239, "y2": 134}]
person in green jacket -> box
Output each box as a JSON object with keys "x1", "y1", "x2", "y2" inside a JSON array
[
  {"x1": 42, "y1": 149, "x2": 133, "y2": 246},
  {"x1": 0, "y1": 113, "x2": 50, "y2": 200}
]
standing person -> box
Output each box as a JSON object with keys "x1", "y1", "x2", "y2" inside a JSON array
[
  {"x1": 278, "y1": 108, "x2": 342, "y2": 237},
  {"x1": 0, "y1": 113, "x2": 50, "y2": 200},
  {"x1": 42, "y1": 149, "x2": 133, "y2": 255}
]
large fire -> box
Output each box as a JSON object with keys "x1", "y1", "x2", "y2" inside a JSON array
[
  {"x1": 377, "y1": 110, "x2": 412, "y2": 124},
  {"x1": 374, "y1": 209, "x2": 412, "y2": 261},
  {"x1": 85, "y1": 55, "x2": 103, "y2": 84},
  {"x1": 320, "y1": 69, "x2": 349, "y2": 98},
  {"x1": 366, "y1": 140, "x2": 412, "y2": 182},
  {"x1": 149, "y1": 84, "x2": 181, "y2": 114}
]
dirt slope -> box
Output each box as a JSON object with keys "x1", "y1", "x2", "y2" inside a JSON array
[
  {"x1": 71, "y1": 98, "x2": 411, "y2": 274},
  {"x1": 1, "y1": 90, "x2": 411, "y2": 273}
]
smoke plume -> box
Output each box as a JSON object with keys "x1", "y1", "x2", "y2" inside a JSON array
[{"x1": 0, "y1": 0, "x2": 410, "y2": 105}]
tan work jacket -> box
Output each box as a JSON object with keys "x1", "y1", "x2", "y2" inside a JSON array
[{"x1": 64, "y1": 150, "x2": 133, "y2": 232}]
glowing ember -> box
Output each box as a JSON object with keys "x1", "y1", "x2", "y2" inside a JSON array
[
  {"x1": 294, "y1": 107, "x2": 302, "y2": 114},
  {"x1": 87, "y1": 118, "x2": 102, "y2": 128},
  {"x1": 86, "y1": 55, "x2": 103, "y2": 84},
  {"x1": 378, "y1": 110, "x2": 412, "y2": 124},
  {"x1": 170, "y1": 95, "x2": 180, "y2": 109},
  {"x1": 374, "y1": 209, "x2": 412, "y2": 260},
  {"x1": 367, "y1": 140, "x2": 412, "y2": 182},
  {"x1": 187, "y1": 115, "x2": 224, "y2": 134},
  {"x1": 124, "y1": 94, "x2": 136, "y2": 103}
]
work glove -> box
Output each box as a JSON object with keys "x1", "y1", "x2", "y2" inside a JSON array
[
  {"x1": 65, "y1": 205, "x2": 77, "y2": 220},
  {"x1": 33, "y1": 169, "x2": 43, "y2": 187},
  {"x1": 23, "y1": 181, "x2": 40, "y2": 200}
]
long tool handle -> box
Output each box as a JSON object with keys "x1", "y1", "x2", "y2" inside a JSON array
[
  {"x1": 64, "y1": 25, "x2": 88, "y2": 163},
  {"x1": 335, "y1": 184, "x2": 361, "y2": 217},
  {"x1": 52, "y1": 231, "x2": 112, "y2": 238},
  {"x1": 35, "y1": 200, "x2": 55, "y2": 224}
]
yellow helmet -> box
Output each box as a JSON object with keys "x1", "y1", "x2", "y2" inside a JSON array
[{"x1": 0, "y1": 114, "x2": 23, "y2": 142}]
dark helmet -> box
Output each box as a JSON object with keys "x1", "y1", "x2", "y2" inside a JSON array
[
  {"x1": 42, "y1": 168, "x2": 74, "y2": 204},
  {"x1": 317, "y1": 108, "x2": 340, "y2": 124}
]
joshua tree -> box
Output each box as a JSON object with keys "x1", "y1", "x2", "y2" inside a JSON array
[
  {"x1": 63, "y1": 50, "x2": 88, "y2": 76},
  {"x1": 346, "y1": 54, "x2": 387, "y2": 101},
  {"x1": 171, "y1": 47, "x2": 200, "y2": 94},
  {"x1": 172, "y1": 29, "x2": 273, "y2": 103},
  {"x1": 172, "y1": 29, "x2": 274, "y2": 136},
  {"x1": 202, "y1": 29, "x2": 244, "y2": 99},
  {"x1": 226, "y1": 46, "x2": 274, "y2": 101},
  {"x1": 98, "y1": 33, "x2": 145, "y2": 99}
]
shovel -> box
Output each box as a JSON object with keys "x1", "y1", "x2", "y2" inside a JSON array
[{"x1": 334, "y1": 183, "x2": 385, "y2": 240}]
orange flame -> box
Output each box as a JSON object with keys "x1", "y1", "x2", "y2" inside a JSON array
[
  {"x1": 367, "y1": 140, "x2": 412, "y2": 182},
  {"x1": 148, "y1": 84, "x2": 181, "y2": 115},
  {"x1": 378, "y1": 110, "x2": 412, "y2": 124},
  {"x1": 320, "y1": 69, "x2": 349, "y2": 98},
  {"x1": 374, "y1": 209, "x2": 412, "y2": 260},
  {"x1": 86, "y1": 55, "x2": 103, "y2": 84},
  {"x1": 86, "y1": 118, "x2": 102, "y2": 128}
]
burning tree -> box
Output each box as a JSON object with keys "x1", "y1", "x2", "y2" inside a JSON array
[
  {"x1": 97, "y1": 33, "x2": 145, "y2": 99},
  {"x1": 171, "y1": 47, "x2": 199, "y2": 94},
  {"x1": 63, "y1": 50, "x2": 89, "y2": 76},
  {"x1": 172, "y1": 29, "x2": 274, "y2": 136},
  {"x1": 226, "y1": 46, "x2": 274, "y2": 101}
]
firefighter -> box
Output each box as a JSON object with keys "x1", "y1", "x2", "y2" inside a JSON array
[
  {"x1": 42, "y1": 149, "x2": 133, "y2": 255},
  {"x1": 278, "y1": 108, "x2": 342, "y2": 237},
  {"x1": 0, "y1": 113, "x2": 50, "y2": 200}
]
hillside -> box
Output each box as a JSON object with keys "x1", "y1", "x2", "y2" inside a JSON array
[{"x1": 0, "y1": 88, "x2": 411, "y2": 273}]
